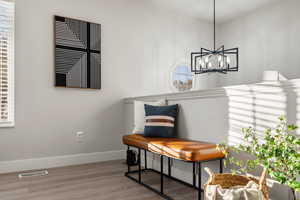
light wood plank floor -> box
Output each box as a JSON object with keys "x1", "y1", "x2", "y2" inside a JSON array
[{"x1": 0, "y1": 160, "x2": 199, "y2": 200}]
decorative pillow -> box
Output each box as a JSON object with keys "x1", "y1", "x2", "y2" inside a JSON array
[
  {"x1": 144, "y1": 104, "x2": 179, "y2": 138},
  {"x1": 132, "y1": 99, "x2": 166, "y2": 134}
]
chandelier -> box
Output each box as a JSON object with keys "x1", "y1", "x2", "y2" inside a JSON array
[{"x1": 191, "y1": 0, "x2": 239, "y2": 74}]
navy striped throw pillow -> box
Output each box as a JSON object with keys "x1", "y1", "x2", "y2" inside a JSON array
[{"x1": 144, "y1": 104, "x2": 178, "y2": 138}]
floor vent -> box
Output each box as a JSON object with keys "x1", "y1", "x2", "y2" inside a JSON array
[{"x1": 18, "y1": 170, "x2": 49, "y2": 178}]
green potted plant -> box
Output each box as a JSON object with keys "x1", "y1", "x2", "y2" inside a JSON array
[{"x1": 218, "y1": 116, "x2": 300, "y2": 200}]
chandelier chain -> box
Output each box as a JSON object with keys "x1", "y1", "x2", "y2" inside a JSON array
[
  {"x1": 214, "y1": 0, "x2": 216, "y2": 51},
  {"x1": 190, "y1": 0, "x2": 239, "y2": 74}
]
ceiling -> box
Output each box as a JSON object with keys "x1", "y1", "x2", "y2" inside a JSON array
[{"x1": 151, "y1": 0, "x2": 281, "y2": 23}]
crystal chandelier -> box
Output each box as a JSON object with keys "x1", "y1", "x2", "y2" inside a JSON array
[{"x1": 191, "y1": 0, "x2": 239, "y2": 74}]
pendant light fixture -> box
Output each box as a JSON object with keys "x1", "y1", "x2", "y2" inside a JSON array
[{"x1": 191, "y1": 0, "x2": 239, "y2": 74}]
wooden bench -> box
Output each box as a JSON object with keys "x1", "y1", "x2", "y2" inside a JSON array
[{"x1": 123, "y1": 134, "x2": 225, "y2": 200}]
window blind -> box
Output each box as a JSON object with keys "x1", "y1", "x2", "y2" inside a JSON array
[{"x1": 0, "y1": 0, "x2": 14, "y2": 127}]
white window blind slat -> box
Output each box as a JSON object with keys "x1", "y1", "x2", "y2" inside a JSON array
[{"x1": 0, "y1": 0, "x2": 14, "y2": 127}]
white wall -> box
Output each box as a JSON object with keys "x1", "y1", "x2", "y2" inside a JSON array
[
  {"x1": 217, "y1": 0, "x2": 300, "y2": 87},
  {"x1": 0, "y1": 0, "x2": 214, "y2": 164}
]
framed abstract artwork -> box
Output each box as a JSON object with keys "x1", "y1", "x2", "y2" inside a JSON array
[{"x1": 54, "y1": 16, "x2": 101, "y2": 89}]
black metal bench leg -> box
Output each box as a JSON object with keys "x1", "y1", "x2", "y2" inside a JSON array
[
  {"x1": 160, "y1": 155, "x2": 164, "y2": 194},
  {"x1": 127, "y1": 146, "x2": 130, "y2": 173},
  {"x1": 144, "y1": 150, "x2": 147, "y2": 169},
  {"x1": 220, "y1": 159, "x2": 223, "y2": 173},
  {"x1": 138, "y1": 148, "x2": 141, "y2": 183},
  {"x1": 193, "y1": 162, "x2": 196, "y2": 187},
  {"x1": 198, "y1": 162, "x2": 202, "y2": 200},
  {"x1": 168, "y1": 157, "x2": 171, "y2": 176}
]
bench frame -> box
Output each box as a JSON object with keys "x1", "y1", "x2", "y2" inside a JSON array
[{"x1": 125, "y1": 145, "x2": 224, "y2": 200}]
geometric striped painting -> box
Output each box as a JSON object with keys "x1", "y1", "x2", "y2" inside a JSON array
[{"x1": 55, "y1": 16, "x2": 101, "y2": 89}]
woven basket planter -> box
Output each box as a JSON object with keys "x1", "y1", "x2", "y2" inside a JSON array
[{"x1": 204, "y1": 168, "x2": 269, "y2": 200}]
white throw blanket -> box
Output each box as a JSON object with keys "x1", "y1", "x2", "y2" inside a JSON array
[{"x1": 205, "y1": 181, "x2": 264, "y2": 200}]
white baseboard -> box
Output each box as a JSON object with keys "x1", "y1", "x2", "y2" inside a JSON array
[{"x1": 0, "y1": 150, "x2": 126, "y2": 174}]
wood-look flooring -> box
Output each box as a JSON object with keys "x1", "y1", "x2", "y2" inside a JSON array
[{"x1": 0, "y1": 160, "x2": 199, "y2": 200}]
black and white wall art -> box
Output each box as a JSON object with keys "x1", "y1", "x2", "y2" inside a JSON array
[{"x1": 55, "y1": 16, "x2": 101, "y2": 89}]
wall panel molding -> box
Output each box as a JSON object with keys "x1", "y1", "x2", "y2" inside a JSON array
[{"x1": 124, "y1": 79, "x2": 300, "y2": 104}]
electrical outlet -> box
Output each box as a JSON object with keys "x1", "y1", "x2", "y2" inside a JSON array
[
  {"x1": 76, "y1": 131, "x2": 85, "y2": 143},
  {"x1": 76, "y1": 131, "x2": 85, "y2": 137}
]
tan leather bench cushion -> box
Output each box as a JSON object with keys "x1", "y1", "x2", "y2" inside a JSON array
[{"x1": 123, "y1": 134, "x2": 225, "y2": 162}]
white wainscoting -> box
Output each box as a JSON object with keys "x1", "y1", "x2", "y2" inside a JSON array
[{"x1": 124, "y1": 79, "x2": 300, "y2": 200}]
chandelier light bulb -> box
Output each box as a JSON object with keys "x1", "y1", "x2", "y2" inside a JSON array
[
  {"x1": 198, "y1": 59, "x2": 204, "y2": 69},
  {"x1": 218, "y1": 55, "x2": 222, "y2": 62},
  {"x1": 220, "y1": 61, "x2": 224, "y2": 68},
  {"x1": 205, "y1": 57, "x2": 209, "y2": 63},
  {"x1": 208, "y1": 62, "x2": 212, "y2": 68},
  {"x1": 227, "y1": 56, "x2": 231, "y2": 64}
]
